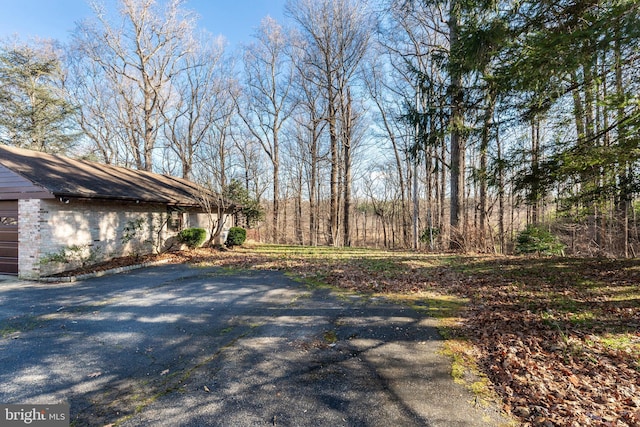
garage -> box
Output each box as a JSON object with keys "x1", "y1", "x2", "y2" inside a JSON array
[
  {"x1": 0, "y1": 201, "x2": 18, "y2": 275},
  {"x1": 0, "y1": 145, "x2": 233, "y2": 279}
]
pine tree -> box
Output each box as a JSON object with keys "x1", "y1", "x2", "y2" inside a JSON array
[{"x1": 0, "y1": 40, "x2": 78, "y2": 154}]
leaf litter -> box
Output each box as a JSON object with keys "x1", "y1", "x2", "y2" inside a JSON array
[
  {"x1": 57, "y1": 246, "x2": 640, "y2": 426},
  {"x1": 212, "y1": 248, "x2": 640, "y2": 427}
]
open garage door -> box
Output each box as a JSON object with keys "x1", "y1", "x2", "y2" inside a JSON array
[{"x1": 0, "y1": 201, "x2": 18, "y2": 275}]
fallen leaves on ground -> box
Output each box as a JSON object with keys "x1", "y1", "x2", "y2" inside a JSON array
[
  {"x1": 58, "y1": 246, "x2": 640, "y2": 426},
  {"x1": 444, "y1": 259, "x2": 640, "y2": 427},
  {"x1": 211, "y1": 248, "x2": 640, "y2": 427}
]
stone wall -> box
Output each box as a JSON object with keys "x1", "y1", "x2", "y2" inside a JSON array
[{"x1": 19, "y1": 198, "x2": 225, "y2": 279}]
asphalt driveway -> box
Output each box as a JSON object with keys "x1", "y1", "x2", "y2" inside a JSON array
[{"x1": 0, "y1": 265, "x2": 506, "y2": 426}]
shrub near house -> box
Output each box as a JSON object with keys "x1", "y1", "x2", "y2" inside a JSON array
[
  {"x1": 225, "y1": 227, "x2": 247, "y2": 248},
  {"x1": 178, "y1": 228, "x2": 207, "y2": 248}
]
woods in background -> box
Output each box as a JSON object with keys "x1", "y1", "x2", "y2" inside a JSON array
[{"x1": 1, "y1": 0, "x2": 639, "y2": 256}]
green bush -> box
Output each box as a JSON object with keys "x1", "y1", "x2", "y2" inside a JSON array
[
  {"x1": 225, "y1": 227, "x2": 247, "y2": 248},
  {"x1": 516, "y1": 225, "x2": 565, "y2": 256},
  {"x1": 178, "y1": 227, "x2": 207, "y2": 248},
  {"x1": 419, "y1": 227, "x2": 440, "y2": 243}
]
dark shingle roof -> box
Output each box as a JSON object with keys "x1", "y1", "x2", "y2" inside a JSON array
[{"x1": 0, "y1": 145, "x2": 211, "y2": 206}]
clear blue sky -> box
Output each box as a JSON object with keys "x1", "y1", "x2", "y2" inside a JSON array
[{"x1": 0, "y1": 0, "x2": 288, "y2": 48}]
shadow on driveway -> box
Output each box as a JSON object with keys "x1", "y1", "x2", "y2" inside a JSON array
[{"x1": 0, "y1": 265, "x2": 506, "y2": 426}]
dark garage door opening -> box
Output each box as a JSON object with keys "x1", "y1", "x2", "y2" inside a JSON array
[{"x1": 0, "y1": 201, "x2": 18, "y2": 275}]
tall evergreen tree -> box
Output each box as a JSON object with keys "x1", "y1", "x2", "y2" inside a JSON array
[
  {"x1": 493, "y1": 0, "x2": 640, "y2": 254},
  {"x1": 0, "y1": 40, "x2": 78, "y2": 154}
]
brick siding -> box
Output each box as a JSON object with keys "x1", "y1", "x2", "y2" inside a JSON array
[
  {"x1": 18, "y1": 199, "x2": 42, "y2": 279},
  {"x1": 19, "y1": 198, "x2": 225, "y2": 279}
]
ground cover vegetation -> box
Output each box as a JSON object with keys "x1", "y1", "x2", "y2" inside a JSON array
[{"x1": 60, "y1": 244, "x2": 640, "y2": 426}]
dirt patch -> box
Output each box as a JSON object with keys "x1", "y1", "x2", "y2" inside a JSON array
[{"x1": 46, "y1": 251, "x2": 198, "y2": 277}]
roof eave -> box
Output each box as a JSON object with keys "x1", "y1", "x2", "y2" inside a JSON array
[{"x1": 51, "y1": 192, "x2": 203, "y2": 207}]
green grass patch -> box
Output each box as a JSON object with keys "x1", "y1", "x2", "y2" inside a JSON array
[
  {"x1": 600, "y1": 333, "x2": 640, "y2": 353},
  {"x1": 440, "y1": 339, "x2": 496, "y2": 404},
  {"x1": 0, "y1": 315, "x2": 49, "y2": 338},
  {"x1": 323, "y1": 330, "x2": 338, "y2": 344},
  {"x1": 385, "y1": 292, "x2": 467, "y2": 320}
]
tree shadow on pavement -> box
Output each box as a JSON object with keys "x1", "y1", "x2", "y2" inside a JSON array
[{"x1": 0, "y1": 265, "x2": 506, "y2": 426}]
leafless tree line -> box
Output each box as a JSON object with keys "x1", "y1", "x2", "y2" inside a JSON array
[{"x1": 7, "y1": 0, "x2": 636, "y2": 255}]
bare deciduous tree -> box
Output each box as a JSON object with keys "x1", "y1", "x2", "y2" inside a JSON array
[
  {"x1": 237, "y1": 17, "x2": 295, "y2": 243},
  {"x1": 289, "y1": 34, "x2": 328, "y2": 245},
  {"x1": 70, "y1": 0, "x2": 197, "y2": 171},
  {"x1": 162, "y1": 34, "x2": 229, "y2": 179},
  {"x1": 286, "y1": 0, "x2": 372, "y2": 246}
]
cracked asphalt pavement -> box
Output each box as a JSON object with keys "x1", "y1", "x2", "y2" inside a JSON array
[{"x1": 0, "y1": 265, "x2": 507, "y2": 426}]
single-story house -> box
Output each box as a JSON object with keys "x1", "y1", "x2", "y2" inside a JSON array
[{"x1": 0, "y1": 145, "x2": 232, "y2": 279}]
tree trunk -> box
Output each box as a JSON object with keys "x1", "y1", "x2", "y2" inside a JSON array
[
  {"x1": 497, "y1": 124, "x2": 505, "y2": 254},
  {"x1": 309, "y1": 121, "x2": 319, "y2": 246},
  {"x1": 328, "y1": 81, "x2": 339, "y2": 246},
  {"x1": 479, "y1": 87, "x2": 496, "y2": 252},
  {"x1": 614, "y1": 25, "x2": 630, "y2": 257},
  {"x1": 342, "y1": 87, "x2": 353, "y2": 247},
  {"x1": 448, "y1": 0, "x2": 464, "y2": 250},
  {"x1": 531, "y1": 118, "x2": 540, "y2": 225},
  {"x1": 272, "y1": 153, "x2": 280, "y2": 243}
]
